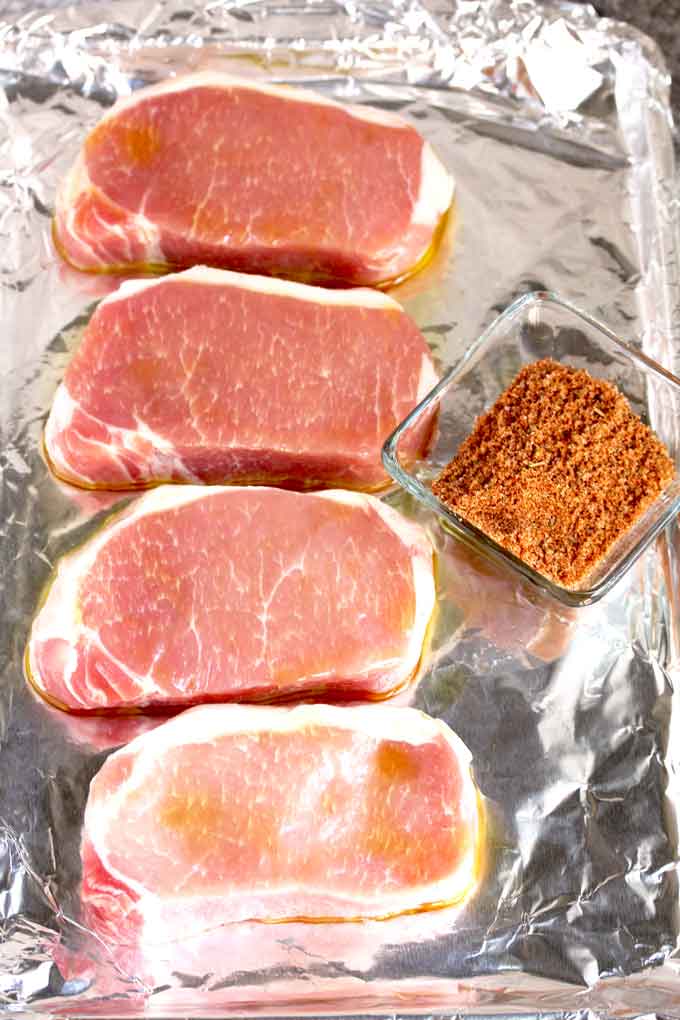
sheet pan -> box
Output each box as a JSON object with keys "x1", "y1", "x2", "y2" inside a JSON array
[{"x1": 1, "y1": 0, "x2": 680, "y2": 1015}]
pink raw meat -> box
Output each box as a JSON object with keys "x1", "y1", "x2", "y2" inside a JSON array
[
  {"x1": 81, "y1": 703, "x2": 481, "y2": 944},
  {"x1": 44, "y1": 267, "x2": 438, "y2": 491},
  {"x1": 26, "y1": 486, "x2": 435, "y2": 712},
  {"x1": 53, "y1": 73, "x2": 454, "y2": 285}
]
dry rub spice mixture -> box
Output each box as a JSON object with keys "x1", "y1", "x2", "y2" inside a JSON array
[{"x1": 432, "y1": 358, "x2": 675, "y2": 587}]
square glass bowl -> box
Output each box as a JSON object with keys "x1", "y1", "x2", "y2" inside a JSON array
[{"x1": 383, "y1": 291, "x2": 680, "y2": 607}]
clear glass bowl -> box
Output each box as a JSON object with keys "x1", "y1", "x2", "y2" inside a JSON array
[{"x1": 383, "y1": 291, "x2": 680, "y2": 607}]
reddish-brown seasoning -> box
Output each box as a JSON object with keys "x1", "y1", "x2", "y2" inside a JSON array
[{"x1": 432, "y1": 358, "x2": 675, "y2": 587}]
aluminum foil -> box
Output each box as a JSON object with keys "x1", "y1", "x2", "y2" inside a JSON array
[{"x1": 1, "y1": 0, "x2": 680, "y2": 1016}]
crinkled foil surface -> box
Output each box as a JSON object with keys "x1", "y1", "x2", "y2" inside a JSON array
[{"x1": 2, "y1": 0, "x2": 680, "y2": 1017}]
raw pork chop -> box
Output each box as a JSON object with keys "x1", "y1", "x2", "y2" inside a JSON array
[
  {"x1": 27, "y1": 486, "x2": 435, "y2": 711},
  {"x1": 53, "y1": 73, "x2": 454, "y2": 285},
  {"x1": 44, "y1": 267, "x2": 438, "y2": 491},
  {"x1": 81, "y1": 703, "x2": 481, "y2": 943}
]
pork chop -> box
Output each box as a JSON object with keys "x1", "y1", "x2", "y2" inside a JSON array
[
  {"x1": 81, "y1": 703, "x2": 481, "y2": 944},
  {"x1": 44, "y1": 267, "x2": 438, "y2": 491},
  {"x1": 26, "y1": 486, "x2": 435, "y2": 711},
  {"x1": 53, "y1": 73, "x2": 454, "y2": 285}
]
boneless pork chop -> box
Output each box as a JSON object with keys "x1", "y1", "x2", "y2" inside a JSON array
[
  {"x1": 81, "y1": 704, "x2": 481, "y2": 943},
  {"x1": 27, "y1": 487, "x2": 435, "y2": 712},
  {"x1": 45, "y1": 267, "x2": 438, "y2": 491},
  {"x1": 54, "y1": 73, "x2": 453, "y2": 284}
]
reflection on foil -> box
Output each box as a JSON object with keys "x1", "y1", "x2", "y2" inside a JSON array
[
  {"x1": 30, "y1": 696, "x2": 164, "y2": 753},
  {"x1": 431, "y1": 532, "x2": 577, "y2": 667},
  {"x1": 57, "y1": 899, "x2": 479, "y2": 997},
  {"x1": 0, "y1": 0, "x2": 680, "y2": 1016},
  {"x1": 518, "y1": 19, "x2": 604, "y2": 114}
]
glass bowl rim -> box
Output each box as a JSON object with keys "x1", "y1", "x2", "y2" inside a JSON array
[{"x1": 382, "y1": 290, "x2": 680, "y2": 607}]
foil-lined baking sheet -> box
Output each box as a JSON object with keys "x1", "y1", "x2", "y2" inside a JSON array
[{"x1": 2, "y1": 0, "x2": 680, "y2": 1016}]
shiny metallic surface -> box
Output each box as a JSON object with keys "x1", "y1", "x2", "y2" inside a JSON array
[{"x1": 1, "y1": 1, "x2": 680, "y2": 1016}]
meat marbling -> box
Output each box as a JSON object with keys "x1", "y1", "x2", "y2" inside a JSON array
[
  {"x1": 26, "y1": 486, "x2": 435, "y2": 711},
  {"x1": 53, "y1": 73, "x2": 454, "y2": 285},
  {"x1": 81, "y1": 703, "x2": 481, "y2": 943},
  {"x1": 44, "y1": 266, "x2": 438, "y2": 491}
]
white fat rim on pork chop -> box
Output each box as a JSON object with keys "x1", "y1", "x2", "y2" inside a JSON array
[
  {"x1": 44, "y1": 273, "x2": 439, "y2": 488},
  {"x1": 97, "y1": 265, "x2": 405, "y2": 309},
  {"x1": 92, "y1": 72, "x2": 454, "y2": 229},
  {"x1": 28, "y1": 487, "x2": 436, "y2": 707},
  {"x1": 56, "y1": 150, "x2": 165, "y2": 268},
  {"x1": 45, "y1": 384, "x2": 205, "y2": 489},
  {"x1": 102, "y1": 71, "x2": 416, "y2": 127},
  {"x1": 84, "y1": 703, "x2": 479, "y2": 931}
]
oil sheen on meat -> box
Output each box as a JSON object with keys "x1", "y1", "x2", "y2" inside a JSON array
[
  {"x1": 81, "y1": 703, "x2": 481, "y2": 944},
  {"x1": 26, "y1": 486, "x2": 436, "y2": 712},
  {"x1": 44, "y1": 267, "x2": 438, "y2": 491},
  {"x1": 53, "y1": 73, "x2": 454, "y2": 285}
]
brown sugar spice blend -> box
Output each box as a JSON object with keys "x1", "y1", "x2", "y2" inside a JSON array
[{"x1": 432, "y1": 358, "x2": 675, "y2": 587}]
